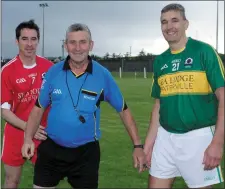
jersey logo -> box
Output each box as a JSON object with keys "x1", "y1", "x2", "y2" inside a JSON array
[
  {"x1": 16, "y1": 78, "x2": 26, "y2": 83},
  {"x1": 53, "y1": 89, "x2": 62, "y2": 94},
  {"x1": 204, "y1": 176, "x2": 216, "y2": 181},
  {"x1": 84, "y1": 95, "x2": 95, "y2": 101},
  {"x1": 28, "y1": 73, "x2": 37, "y2": 78},
  {"x1": 42, "y1": 72, "x2": 46, "y2": 80},
  {"x1": 161, "y1": 64, "x2": 168, "y2": 70},
  {"x1": 184, "y1": 58, "x2": 193, "y2": 68},
  {"x1": 171, "y1": 59, "x2": 181, "y2": 64},
  {"x1": 41, "y1": 79, "x2": 46, "y2": 89}
]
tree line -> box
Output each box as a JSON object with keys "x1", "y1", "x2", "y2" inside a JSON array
[{"x1": 90, "y1": 49, "x2": 225, "y2": 63}]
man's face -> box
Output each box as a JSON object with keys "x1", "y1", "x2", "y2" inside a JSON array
[
  {"x1": 16, "y1": 28, "x2": 39, "y2": 58},
  {"x1": 64, "y1": 31, "x2": 93, "y2": 64},
  {"x1": 160, "y1": 10, "x2": 188, "y2": 43}
]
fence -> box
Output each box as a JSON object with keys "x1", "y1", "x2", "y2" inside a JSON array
[{"x1": 98, "y1": 59, "x2": 154, "y2": 73}]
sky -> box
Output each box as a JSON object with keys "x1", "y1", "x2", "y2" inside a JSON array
[{"x1": 1, "y1": 1, "x2": 224, "y2": 59}]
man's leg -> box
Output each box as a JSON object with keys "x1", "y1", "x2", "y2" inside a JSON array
[
  {"x1": 149, "y1": 176, "x2": 175, "y2": 188},
  {"x1": 33, "y1": 138, "x2": 64, "y2": 188},
  {"x1": 198, "y1": 186, "x2": 212, "y2": 189},
  {"x1": 1, "y1": 129, "x2": 25, "y2": 188},
  {"x1": 67, "y1": 141, "x2": 100, "y2": 189},
  {"x1": 148, "y1": 127, "x2": 181, "y2": 188},
  {"x1": 3, "y1": 165, "x2": 22, "y2": 188},
  {"x1": 174, "y1": 126, "x2": 224, "y2": 188}
]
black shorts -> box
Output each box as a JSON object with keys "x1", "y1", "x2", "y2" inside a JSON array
[{"x1": 34, "y1": 137, "x2": 100, "y2": 188}]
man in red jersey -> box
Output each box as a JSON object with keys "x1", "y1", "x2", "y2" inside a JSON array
[{"x1": 1, "y1": 19, "x2": 53, "y2": 188}]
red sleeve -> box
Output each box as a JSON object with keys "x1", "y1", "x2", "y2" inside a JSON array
[
  {"x1": 47, "y1": 60, "x2": 54, "y2": 67},
  {"x1": 1, "y1": 67, "x2": 14, "y2": 105}
]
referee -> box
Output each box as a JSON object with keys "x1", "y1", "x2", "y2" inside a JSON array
[{"x1": 22, "y1": 23, "x2": 147, "y2": 188}]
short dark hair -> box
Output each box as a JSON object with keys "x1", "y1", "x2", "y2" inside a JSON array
[
  {"x1": 66, "y1": 23, "x2": 92, "y2": 42},
  {"x1": 161, "y1": 3, "x2": 187, "y2": 20},
  {"x1": 15, "y1": 19, "x2": 40, "y2": 40}
]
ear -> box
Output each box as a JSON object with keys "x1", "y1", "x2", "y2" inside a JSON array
[
  {"x1": 64, "y1": 41, "x2": 68, "y2": 52},
  {"x1": 184, "y1": 19, "x2": 189, "y2": 30},
  {"x1": 15, "y1": 39, "x2": 19, "y2": 45},
  {"x1": 89, "y1": 40, "x2": 94, "y2": 51}
]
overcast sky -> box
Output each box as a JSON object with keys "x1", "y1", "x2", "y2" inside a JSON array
[{"x1": 1, "y1": 1, "x2": 224, "y2": 58}]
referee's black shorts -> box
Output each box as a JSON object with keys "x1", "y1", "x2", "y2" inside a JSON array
[{"x1": 33, "y1": 137, "x2": 100, "y2": 188}]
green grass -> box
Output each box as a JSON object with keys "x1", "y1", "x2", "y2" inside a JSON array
[{"x1": 1, "y1": 73, "x2": 224, "y2": 188}]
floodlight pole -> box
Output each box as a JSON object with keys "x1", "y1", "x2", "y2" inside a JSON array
[{"x1": 39, "y1": 3, "x2": 49, "y2": 57}]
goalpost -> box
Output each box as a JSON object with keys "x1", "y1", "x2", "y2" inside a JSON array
[
  {"x1": 119, "y1": 66, "x2": 147, "y2": 79},
  {"x1": 144, "y1": 67, "x2": 147, "y2": 79},
  {"x1": 119, "y1": 67, "x2": 122, "y2": 78}
]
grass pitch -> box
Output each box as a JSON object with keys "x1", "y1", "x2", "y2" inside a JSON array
[{"x1": 1, "y1": 72, "x2": 224, "y2": 188}]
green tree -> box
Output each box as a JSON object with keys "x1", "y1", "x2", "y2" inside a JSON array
[
  {"x1": 139, "y1": 49, "x2": 146, "y2": 56},
  {"x1": 104, "y1": 52, "x2": 110, "y2": 60}
]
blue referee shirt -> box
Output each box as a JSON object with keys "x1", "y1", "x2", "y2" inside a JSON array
[{"x1": 37, "y1": 56, "x2": 127, "y2": 148}]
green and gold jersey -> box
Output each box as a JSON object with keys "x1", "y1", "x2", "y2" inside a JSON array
[{"x1": 151, "y1": 37, "x2": 224, "y2": 133}]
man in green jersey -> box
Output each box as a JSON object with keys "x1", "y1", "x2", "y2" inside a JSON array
[{"x1": 144, "y1": 3, "x2": 224, "y2": 188}]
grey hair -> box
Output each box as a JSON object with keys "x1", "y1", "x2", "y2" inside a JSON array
[
  {"x1": 66, "y1": 23, "x2": 92, "y2": 41},
  {"x1": 161, "y1": 3, "x2": 187, "y2": 20}
]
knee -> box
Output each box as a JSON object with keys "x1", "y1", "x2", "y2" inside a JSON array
[{"x1": 4, "y1": 174, "x2": 20, "y2": 188}]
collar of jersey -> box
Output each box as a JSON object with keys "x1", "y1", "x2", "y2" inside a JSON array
[
  {"x1": 170, "y1": 37, "x2": 191, "y2": 54},
  {"x1": 62, "y1": 55, "x2": 93, "y2": 74},
  {"x1": 171, "y1": 47, "x2": 186, "y2": 54},
  {"x1": 17, "y1": 55, "x2": 38, "y2": 69}
]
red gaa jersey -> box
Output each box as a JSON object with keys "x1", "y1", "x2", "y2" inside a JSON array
[{"x1": 1, "y1": 55, "x2": 53, "y2": 129}]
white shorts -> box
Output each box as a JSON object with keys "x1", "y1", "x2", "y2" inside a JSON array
[{"x1": 150, "y1": 126, "x2": 224, "y2": 188}]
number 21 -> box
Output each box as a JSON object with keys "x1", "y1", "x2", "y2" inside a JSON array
[{"x1": 172, "y1": 63, "x2": 180, "y2": 71}]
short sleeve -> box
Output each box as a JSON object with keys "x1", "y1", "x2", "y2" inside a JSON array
[
  {"x1": 151, "y1": 58, "x2": 160, "y2": 99},
  {"x1": 103, "y1": 69, "x2": 125, "y2": 112},
  {"x1": 1, "y1": 68, "x2": 13, "y2": 105},
  {"x1": 203, "y1": 45, "x2": 224, "y2": 92},
  {"x1": 38, "y1": 67, "x2": 53, "y2": 108}
]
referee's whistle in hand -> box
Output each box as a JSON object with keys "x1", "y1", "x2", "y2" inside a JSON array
[{"x1": 21, "y1": 140, "x2": 35, "y2": 159}]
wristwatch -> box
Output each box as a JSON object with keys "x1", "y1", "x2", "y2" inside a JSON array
[{"x1": 133, "y1": 144, "x2": 144, "y2": 149}]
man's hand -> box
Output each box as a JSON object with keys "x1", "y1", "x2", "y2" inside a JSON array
[
  {"x1": 203, "y1": 142, "x2": 224, "y2": 170},
  {"x1": 21, "y1": 139, "x2": 35, "y2": 159},
  {"x1": 144, "y1": 145, "x2": 154, "y2": 168},
  {"x1": 34, "y1": 125, "x2": 47, "y2": 140},
  {"x1": 133, "y1": 148, "x2": 148, "y2": 173}
]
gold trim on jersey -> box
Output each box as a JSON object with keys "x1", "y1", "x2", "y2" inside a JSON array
[
  {"x1": 150, "y1": 74, "x2": 155, "y2": 96},
  {"x1": 214, "y1": 49, "x2": 224, "y2": 79},
  {"x1": 158, "y1": 71, "x2": 212, "y2": 96},
  {"x1": 208, "y1": 44, "x2": 224, "y2": 79},
  {"x1": 171, "y1": 47, "x2": 185, "y2": 54},
  {"x1": 71, "y1": 70, "x2": 85, "y2": 77}
]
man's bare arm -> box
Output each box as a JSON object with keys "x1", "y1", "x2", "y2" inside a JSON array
[
  {"x1": 144, "y1": 99, "x2": 160, "y2": 149},
  {"x1": 119, "y1": 108, "x2": 141, "y2": 145},
  {"x1": 119, "y1": 108, "x2": 147, "y2": 172},
  {"x1": 1, "y1": 108, "x2": 26, "y2": 130},
  {"x1": 212, "y1": 87, "x2": 224, "y2": 146}
]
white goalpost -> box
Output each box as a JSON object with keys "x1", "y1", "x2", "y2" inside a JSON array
[
  {"x1": 119, "y1": 67, "x2": 122, "y2": 78},
  {"x1": 144, "y1": 67, "x2": 147, "y2": 79},
  {"x1": 119, "y1": 66, "x2": 147, "y2": 79}
]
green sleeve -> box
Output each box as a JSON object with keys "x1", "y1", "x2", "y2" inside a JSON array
[
  {"x1": 203, "y1": 45, "x2": 224, "y2": 92},
  {"x1": 151, "y1": 57, "x2": 160, "y2": 99}
]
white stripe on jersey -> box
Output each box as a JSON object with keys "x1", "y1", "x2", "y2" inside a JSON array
[{"x1": 1, "y1": 57, "x2": 17, "y2": 71}]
